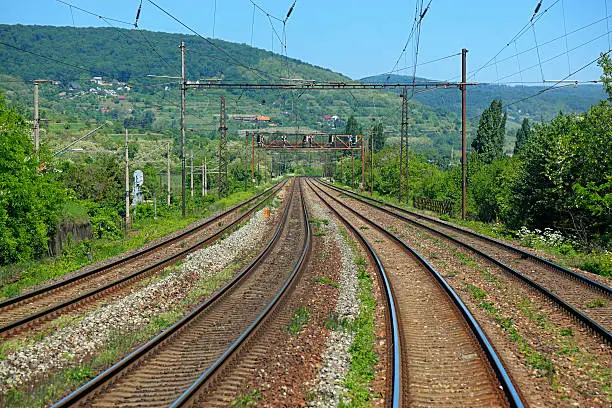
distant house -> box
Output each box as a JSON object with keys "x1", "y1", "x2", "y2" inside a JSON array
[
  {"x1": 69, "y1": 83, "x2": 82, "y2": 90},
  {"x1": 256, "y1": 115, "x2": 271, "y2": 122},
  {"x1": 117, "y1": 95, "x2": 127, "y2": 101}
]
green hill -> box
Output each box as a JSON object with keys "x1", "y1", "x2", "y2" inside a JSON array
[
  {"x1": 361, "y1": 74, "x2": 606, "y2": 122},
  {"x1": 0, "y1": 24, "x2": 607, "y2": 163}
]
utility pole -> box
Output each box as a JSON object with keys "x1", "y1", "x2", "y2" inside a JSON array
[
  {"x1": 218, "y1": 96, "x2": 228, "y2": 199},
  {"x1": 125, "y1": 129, "x2": 130, "y2": 228},
  {"x1": 370, "y1": 134, "x2": 374, "y2": 196},
  {"x1": 351, "y1": 147, "x2": 355, "y2": 189},
  {"x1": 202, "y1": 158, "x2": 207, "y2": 196},
  {"x1": 180, "y1": 41, "x2": 186, "y2": 217},
  {"x1": 251, "y1": 134, "x2": 255, "y2": 186},
  {"x1": 461, "y1": 48, "x2": 468, "y2": 220},
  {"x1": 361, "y1": 137, "x2": 365, "y2": 187},
  {"x1": 167, "y1": 141, "x2": 171, "y2": 205},
  {"x1": 399, "y1": 87, "x2": 409, "y2": 203},
  {"x1": 190, "y1": 150, "x2": 194, "y2": 198},
  {"x1": 32, "y1": 79, "x2": 51, "y2": 153}
]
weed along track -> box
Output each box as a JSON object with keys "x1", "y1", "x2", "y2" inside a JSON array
[
  {"x1": 318, "y1": 180, "x2": 612, "y2": 342},
  {"x1": 51, "y1": 179, "x2": 310, "y2": 407},
  {"x1": 307, "y1": 180, "x2": 522, "y2": 407},
  {"x1": 0, "y1": 182, "x2": 285, "y2": 339}
]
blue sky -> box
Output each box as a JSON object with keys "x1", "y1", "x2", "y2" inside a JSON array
[{"x1": 1, "y1": 0, "x2": 610, "y2": 83}]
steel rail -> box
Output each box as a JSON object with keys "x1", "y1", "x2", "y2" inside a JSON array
[
  {"x1": 0, "y1": 183, "x2": 285, "y2": 335},
  {"x1": 320, "y1": 180, "x2": 611, "y2": 296},
  {"x1": 170, "y1": 179, "x2": 311, "y2": 407},
  {"x1": 0, "y1": 181, "x2": 285, "y2": 310},
  {"x1": 52, "y1": 179, "x2": 298, "y2": 407},
  {"x1": 304, "y1": 180, "x2": 402, "y2": 408},
  {"x1": 318, "y1": 180, "x2": 612, "y2": 343},
  {"x1": 310, "y1": 179, "x2": 525, "y2": 408}
]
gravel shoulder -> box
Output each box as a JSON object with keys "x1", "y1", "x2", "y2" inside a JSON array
[{"x1": 0, "y1": 199, "x2": 282, "y2": 402}]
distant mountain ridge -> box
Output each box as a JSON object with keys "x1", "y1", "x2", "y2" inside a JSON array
[{"x1": 361, "y1": 73, "x2": 606, "y2": 122}]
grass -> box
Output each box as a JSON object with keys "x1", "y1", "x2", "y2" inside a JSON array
[
  {"x1": 465, "y1": 283, "x2": 487, "y2": 300},
  {"x1": 453, "y1": 250, "x2": 478, "y2": 267},
  {"x1": 3, "y1": 310, "x2": 183, "y2": 408},
  {"x1": 468, "y1": 288, "x2": 556, "y2": 381},
  {"x1": 338, "y1": 227, "x2": 378, "y2": 408},
  {"x1": 314, "y1": 231, "x2": 327, "y2": 237},
  {"x1": 315, "y1": 276, "x2": 339, "y2": 289},
  {"x1": 0, "y1": 189, "x2": 261, "y2": 300},
  {"x1": 308, "y1": 218, "x2": 330, "y2": 228},
  {"x1": 231, "y1": 389, "x2": 262, "y2": 407},
  {"x1": 286, "y1": 307, "x2": 311, "y2": 335},
  {"x1": 325, "y1": 312, "x2": 352, "y2": 332},
  {"x1": 585, "y1": 298, "x2": 608, "y2": 308}
]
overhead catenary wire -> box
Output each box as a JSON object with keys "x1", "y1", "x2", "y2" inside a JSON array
[
  {"x1": 467, "y1": 0, "x2": 561, "y2": 81},
  {"x1": 505, "y1": 49, "x2": 612, "y2": 107},
  {"x1": 146, "y1": 0, "x2": 275, "y2": 81},
  {"x1": 492, "y1": 29, "x2": 612, "y2": 84}
]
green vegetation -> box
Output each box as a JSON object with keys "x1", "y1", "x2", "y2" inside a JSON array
[
  {"x1": 308, "y1": 218, "x2": 330, "y2": 228},
  {"x1": 231, "y1": 389, "x2": 262, "y2": 407},
  {"x1": 337, "y1": 228, "x2": 378, "y2": 407},
  {"x1": 585, "y1": 298, "x2": 608, "y2": 308},
  {"x1": 286, "y1": 307, "x2": 311, "y2": 335},
  {"x1": 315, "y1": 276, "x2": 340, "y2": 289},
  {"x1": 471, "y1": 292, "x2": 556, "y2": 380},
  {"x1": 0, "y1": 187, "x2": 262, "y2": 299},
  {"x1": 3, "y1": 310, "x2": 182, "y2": 408}
]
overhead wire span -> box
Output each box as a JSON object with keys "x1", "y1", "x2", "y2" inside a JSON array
[
  {"x1": 467, "y1": 0, "x2": 561, "y2": 81},
  {"x1": 506, "y1": 49, "x2": 612, "y2": 107},
  {"x1": 391, "y1": 52, "x2": 461, "y2": 74},
  {"x1": 55, "y1": 0, "x2": 132, "y2": 26},
  {"x1": 492, "y1": 29, "x2": 612, "y2": 84},
  {"x1": 146, "y1": 0, "x2": 275, "y2": 81}
]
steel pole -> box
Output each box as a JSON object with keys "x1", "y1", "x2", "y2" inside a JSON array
[
  {"x1": 180, "y1": 41, "x2": 186, "y2": 217},
  {"x1": 461, "y1": 48, "x2": 468, "y2": 220}
]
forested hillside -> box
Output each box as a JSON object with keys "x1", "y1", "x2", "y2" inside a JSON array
[{"x1": 362, "y1": 74, "x2": 606, "y2": 122}]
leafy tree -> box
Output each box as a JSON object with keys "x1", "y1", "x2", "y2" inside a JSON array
[
  {"x1": 345, "y1": 115, "x2": 362, "y2": 135},
  {"x1": 599, "y1": 52, "x2": 612, "y2": 101},
  {"x1": 471, "y1": 99, "x2": 506, "y2": 163},
  {"x1": 0, "y1": 95, "x2": 65, "y2": 264},
  {"x1": 513, "y1": 118, "x2": 531, "y2": 155},
  {"x1": 372, "y1": 121, "x2": 384, "y2": 151}
]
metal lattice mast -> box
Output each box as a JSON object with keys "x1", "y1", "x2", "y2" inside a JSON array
[
  {"x1": 218, "y1": 96, "x2": 228, "y2": 199},
  {"x1": 399, "y1": 87, "x2": 409, "y2": 202}
]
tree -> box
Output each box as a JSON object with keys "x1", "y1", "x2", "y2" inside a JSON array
[
  {"x1": 599, "y1": 52, "x2": 612, "y2": 101},
  {"x1": 471, "y1": 99, "x2": 506, "y2": 163},
  {"x1": 345, "y1": 115, "x2": 362, "y2": 135},
  {"x1": 0, "y1": 94, "x2": 65, "y2": 264},
  {"x1": 513, "y1": 118, "x2": 531, "y2": 155},
  {"x1": 372, "y1": 121, "x2": 384, "y2": 151}
]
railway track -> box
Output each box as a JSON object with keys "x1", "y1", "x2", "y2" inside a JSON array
[
  {"x1": 318, "y1": 180, "x2": 612, "y2": 342},
  {"x1": 52, "y1": 179, "x2": 311, "y2": 407},
  {"x1": 307, "y1": 180, "x2": 523, "y2": 407},
  {"x1": 0, "y1": 182, "x2": 285, "y2": 338}
]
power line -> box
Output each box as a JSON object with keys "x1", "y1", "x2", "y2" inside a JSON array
[
  {"x1": 505, "y1": 49, "x2": 611, "y2": 108},
  {"x1": 146, "y1": 0, "x2": 275, "y2": 81},
  {"x1": 492, "y1": 30, "x2": 612, "y2": 84},
  {"x1": 467, "y1": 0, "x2": 561, "y2": 81},
  {"x1": 391, "y1": 52, "x2": 461, "y2": 75},
  {"x1": 55, "y1": 0, "x2": 132, "y2": 26}
]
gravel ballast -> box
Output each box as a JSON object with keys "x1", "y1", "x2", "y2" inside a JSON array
[
  {"x1": 0, "y1": 208, "x2": 274, "y2": 394},
  {"x1": 306, "y1": 199, "x2": 360, "y2": 407}
]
